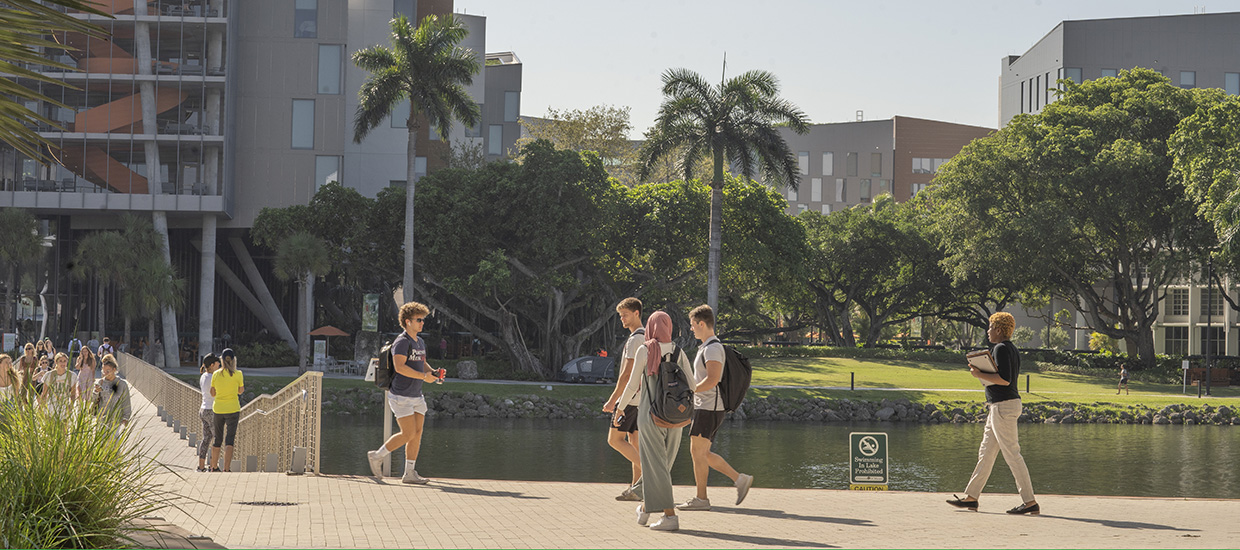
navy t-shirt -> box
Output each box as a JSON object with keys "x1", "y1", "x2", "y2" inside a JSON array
[
  {"x1": 985, "y1": 341, "x2": 1021, "y2": 403},
  {"x1": 390, "y1": 332, "x2": 427, "y2": 398}
]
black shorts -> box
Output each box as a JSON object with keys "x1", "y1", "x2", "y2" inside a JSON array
[
  {"x1": 688, "y1": 409, "x2": 726, "y2": 440},
  {"x1": 614, "y1": 405, "x2": 638, "y2": 434},
  {"x1": 1120, "y1": 378, "x2": 1129, "y2": 385}
]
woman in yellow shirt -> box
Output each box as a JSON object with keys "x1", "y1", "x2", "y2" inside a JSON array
[{"x1": 209, "y1": 348, "x2": 244, "y2": 472}]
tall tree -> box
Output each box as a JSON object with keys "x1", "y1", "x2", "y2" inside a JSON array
[
  {"x1": 352, "y1": 14, "x2": 481, "y2": 305},
  {"x1": 639, "y1": 67, "x2": 809, "y2": 311},
  {"x1": 516, "y1": 105, "x2": 639, "y2": 184},
  {"x1": 273, "y1": 232, "x2": 331, "y2": 374},
  {"x1": 0, "y1": 208, "x2": 44, "y2": 336},
  {"x1": 72, "y1": 230, "x2": 127, "y2": 340}
]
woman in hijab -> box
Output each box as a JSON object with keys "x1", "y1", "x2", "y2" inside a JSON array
[{"x1": 630, "y1": 310, "x2": 693, "y2": 532}]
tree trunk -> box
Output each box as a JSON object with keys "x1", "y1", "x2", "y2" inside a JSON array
[
  {"x1": 123, "y1": 315, "x2": 132, "y2": 356},
  {"x1": 97, "y1": 278, "x2": 106, "y2": 340},
  {"x1": 402, "y1": 122, "x2": 420, "y2": 303},
  {"x1": 5, "y1": 263, "x2": 14, "y2": 335},
  {"x1": 707, "y1": 148, "x2": 725, "y2": 311},
  {"x1": 153, "y1": 213, "x2": 180, "y2": 369},
  {"x1": 298, "y1": 274, "x2": 314, "y2": 374},
  {"x1": 146, "y1": 318, "x2": 156, "y2": 363}
]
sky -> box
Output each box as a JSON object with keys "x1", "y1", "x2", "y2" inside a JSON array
[{"x1": 455, "y1": 0, "x2": 1240, "y2": 137}]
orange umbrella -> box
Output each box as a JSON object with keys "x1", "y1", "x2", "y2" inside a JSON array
[{"x1": 309, "y1": 326, "x2": 350, "y2": 365}]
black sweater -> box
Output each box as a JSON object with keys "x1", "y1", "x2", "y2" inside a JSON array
[{"x1": 985, "y1": 340, "x2": 1021, "y2": 403}]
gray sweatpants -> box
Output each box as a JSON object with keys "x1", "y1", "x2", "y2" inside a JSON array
[{"x1": 632, "y1": 375, "x2": 683, "y2": 512}]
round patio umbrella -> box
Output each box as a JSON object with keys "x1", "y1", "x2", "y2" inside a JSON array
[{"x1": 309, "y1": 326, "x2": 350, "y2": 361}]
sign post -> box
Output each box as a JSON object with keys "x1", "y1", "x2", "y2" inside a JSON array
[{"x1": 849, "y1": 432, "x2": 889, "y2": 491}]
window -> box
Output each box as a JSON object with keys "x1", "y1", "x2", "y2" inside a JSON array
[
  {"x1": 1180, "y1": 71, "x2": 1196, "y2": 89},
  {"x1": 503, "y1": 91, "x2": 520, "y2": 123},
  {"x1": 797, "y1": 204, "x2": 807, "y2": 214},
  {"x1": 1200, "y1": 326, "x2": 1224, "y2": 357},
  {"x1": 879, "y1": 179, "x2": 889, "y2": 195},
  {"x1": 870, "y1": 152, "x2": 882, "y2": 177},
  {"x1": 294, "y1": 0, "x2": 317, "y2": 38},
  {"x1": 1100, "y1": 68, "x2": 1118, "y2": 78},
  {"x1": 415, "y1": 156, "x2": 427, "y2": 178},
  {"x1": 913, "y1": 158, "x2": 931, "y2": 174},
  {"x1": 835, "y1": 178, "x2": 845, "y2": 202},
  {"x1": 314, "y1": 155, "x2": 339, "y2": 189},
  {"x1": 488, "y1": 125, "x2": 503, "y2": 155},
  {"x1": 1201, "y1": 289, "x2": 1223, "y2": 317},
  {"x1": 822, "y1": 152, "x2": 833, "y2": 176},
  {"x1": 1169, "y1": 288, "x2": 1189, "y2": 315},
  {"x1": 1034, "y1": 75, "x2": 1040, "y2": 110},
  {"x1": 1045, "y1": 72, "x2": 1051, "y2": 105},
  {"x1": 394, "y1": 0, "x2": 416, "y2": 18},
  {"x1": 911, "y1": 183, "x2": 927, "y2": 198},
  {"x1": 1019, "y1": 81, "x2": 1025, "y2": 114},
  {"x1": 1064, "y1": 67, "x2": 1082, "y2": 85},
  {"x1": 860, "y1": 179, "x2": 871, "y2": 202},
  {"x1": 787, "y1": 186, "x2": 797, "y2": 201},
  {"x1": 797, "y1": 151, "x2": 809, "y2": 175},
  {"x1": 391, "y1": 99, "x2": 410, "y2": 128},
  {"x1": 465, "y1": 103, "x2": 482, "y2": 136},
  {"x1": 821, "y1": 204, "x2": 831, "y2": 215},
  {"x1": 1227, "y1": 73, "x2": 1240, "y2": 96},
  {"x1": 317, "y1": 45, "x2": 341, "y2": 94},
  {"x1": 846, "y1": 152, "x2": 857, "y2": 177},
  {"x1": 932, "y1": 158, "x2": 947, "y2": 173},
  {"x1": 291, "y1": 99, "x2": 314, "y2": 149},
  {"x1": 390, "y1": 180, "x2": 406, "y2": 188},
  {"x1": 810, "y1": 178, "x2": 822, "y2": 202},
  {"x1": 1164, "y1": 326, "x2": 1188, "y2": 356}
]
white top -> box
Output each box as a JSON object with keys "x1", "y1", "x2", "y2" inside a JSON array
[
  {"x1": 42, "y1": 370, "x2": 77, "y2": 395},
  {"x1": 621, "y1": 342, "x2": 691, "y2": 408},
  {"x1": 617, "y1": 329, "x2": 647, "y2": 408},
  {"x1": 199, "y1": 371, "x2": 214, "y2": 410},
  {"x1": 692, "y1": 339, "x2": 726, "y2": 411}
]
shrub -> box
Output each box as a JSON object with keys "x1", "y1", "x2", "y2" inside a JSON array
[
  {"x1": 0, "y1": 397, "x2": 175, "y2": 548},
  {"x1": 233, "y1": 341, "x2": 299, "y2": 368}
]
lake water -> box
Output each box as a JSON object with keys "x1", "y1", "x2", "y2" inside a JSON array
[{"x1": 321, "y1": 415, "x2": 1239, "y2": 499}]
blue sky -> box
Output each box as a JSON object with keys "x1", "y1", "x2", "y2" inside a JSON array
[{"x1": 457, "y1": 0, "x2": 1240, "y2": 136}]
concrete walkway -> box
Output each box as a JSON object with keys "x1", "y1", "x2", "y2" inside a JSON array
[{"x1": 129, "y1": 387, "x2": 1239, "y2": 549}]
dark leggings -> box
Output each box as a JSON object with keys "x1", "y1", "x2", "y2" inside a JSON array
[{"x1": 212, "y1": 411, "x2": 239, "y2": 447}]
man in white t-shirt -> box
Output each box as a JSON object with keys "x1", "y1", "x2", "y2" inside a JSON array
[
  {"x1": 677, "y1": 305, "x2": 753, "y2": 512},
  {"x1": 98, "y1": 337, "x2": 117, "y2": 358},
  {"x1": 602, "y1": 297, "x2": 646, "y2": 501}
]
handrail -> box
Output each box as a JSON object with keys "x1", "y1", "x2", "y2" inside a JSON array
[{"x1": 116, "y1": 353, "x2": 322, "y2": 474}]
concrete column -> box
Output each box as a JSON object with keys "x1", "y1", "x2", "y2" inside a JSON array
[
  {"x1": 228, "y1": 237, "x2": 298, "y2": 349},
  {"x1": 1188, "y1": 285, "x2": 1200, "y2": 356},
  {"x1": 198, "y1": 216, "x2": 217, "y2": 356}
]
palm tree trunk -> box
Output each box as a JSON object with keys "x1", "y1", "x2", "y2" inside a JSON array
[
  {"x1": 6, "y1": 263, "x2": 15, "y2": 335},
  {"x1": 707, "y1": 148, "x2": 725, "y2": 311},
  {"x1": 123, "y1": 315, "x2": 132, "y2": 356},
  {"x1": 97, "y1": 278, "x2": 106, "y2": 341},
  {"x1": 298, "y1": 275, "x2": 313, "y2": 374},
  {"x1": 402, "y1": 123, "x2": 419, "y2": 304},
  {"x1": 146, "y1": 318, "x2": 156, "y2": 363}
]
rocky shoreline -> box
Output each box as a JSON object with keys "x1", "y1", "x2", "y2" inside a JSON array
[{"x1": 317, "y1": 388, "x2": 1240, "y2": 426}]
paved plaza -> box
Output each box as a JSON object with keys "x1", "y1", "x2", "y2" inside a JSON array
[{"x1": 131, "y1": 387, "x2": 1239, "y2": 549}]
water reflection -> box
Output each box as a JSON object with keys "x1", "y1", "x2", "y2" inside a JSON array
[{"x1": 322, "y1": 415, "x2": 1238, "y2": 498}]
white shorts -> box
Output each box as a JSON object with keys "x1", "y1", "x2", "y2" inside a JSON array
[{"x1": 387, "y1": 391, "x2": 428, "y2": 418}]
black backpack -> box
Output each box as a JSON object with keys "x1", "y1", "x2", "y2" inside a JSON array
[
  {"x1": 714, "y1": 342, "x2": 753, "y2": 413},
  {"x1": 373, "y1": 340, "x2": 396, "y2": 390},
  {"x1": 648, "y1": 346, "x2": 694, "y2": 428}
]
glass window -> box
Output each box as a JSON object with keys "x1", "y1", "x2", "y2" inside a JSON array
[
  {"x1": 787, "y1": 186, "x2": 797, "y2": 202},
  {"x1": 294, "y1": 0, "x2": 317, "y2": 38},
  {"x1": 879, "y1": 180, "x2": 889, "y2": 195},
  {"x1": 1164, "y1": 326, "x2": 1188, "y2": 356},
  {"x1": 1064, "y1": 67, "x2": 1082, "y2": 85},
  {"x1": 390, "y1": 180, "x2": 406, "y2": 188},
  {"x1": 1170, "y1": 288, "x2": 1189, "y2": 315},
  {"x1": 1200, "y1": 326, "x2": 1224, "y2": 356},
  {"x1": 870, "y1": 152, "x2": 882, "y2": 177},
  {"x1": 1201, "y1": 289, "x2": 1223, "y2": 317},
  {"x1": 1034, "y1": 75, "x2": 1041, "y2": 110},
  {"x1": 846, "y1": 152, "x2": 857, "y2": 177},
  {"x1": 291, "y1": 99, "x2": 314, "y2": 149},
  {"x1": 1019, "y1": 81, "x2": 1025, "y2": 114},
  {"x1": 394, "y1": 0, "x2": 417, "y2": 18},
  {"x1": 317, "y1": 45, "x2": 341, "y2": 94},
  {"x1": 810, "y1": 177, "x2": 822, "y2": 202},
  {"x1": 466, "y1": 104, "x2": 482, "y2": 137},
  {"x1": 932, "y1": 158, "x2": 947, "y2": 173},
  {"x1": 1100, "y1": 68, "x2": 1118, "y2": 78},
  {"x1": 822, "y1": 152, "x2": 833, "y2": 176},
  {"x1": 1180, "y1": 71, "x2": 1196, "y2": 89},
  {"x1": 1227, "y1": 73, "x2": 1240, "y2": 96},
  {"x1": 391, "y1": 99, "x2": 410, "y2": 128},
  {"x1": 415, "y1": 156, "x2": 427, "y2": 178},
  {"x1": 835, "y1": 178, "x2": 845, "y2": 202},
  {"x1": 1045, "y1": 72, "x2": 1051, "y2": 105},
  {"x1": 860, "y1": 179, "x2": 871, "y2": 202},
  {"x1": 427, "y1": 122, "x2": 440, "y2": 141},
  {"x1": 794, "y1": 151, "x2": 808, "y2": 176},
  {"x1": 314, "y1": 155, "x2": 339, "y2": 189},
  {"x1": 504, "y1": 91, "x2": 520, "y2": 123},
  {"x1": 488, "y1": 125, "x2": 503, "y2": 155},
  {"x1": 821, "y1": 204, "x2": 831, "y2": 215},
  {"x1": 911, "y1": 183, "x2": 927, "y2": 198},
  {"x1": 912, "y1": 158, "x2": 929, "y2": 174},
  {"x1": 797, "y1": 204, "x2": 807, "y2": 214}
]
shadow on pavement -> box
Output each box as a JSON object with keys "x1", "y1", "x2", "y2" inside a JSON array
[
  {"x1": 1038, "y1": 515, "x2": 1201, "y2": 532},
  {"x1": 432, "y1": 484, "x2": 550, "y2": 500},
  {"x1": 322, "y1": 475, "x2": 550, "y2": 499},
  {"x1": 674, "y1": 529, "x2": 836, "y2": 548},
  {"x1": 715, "y1": 507, "x2": 875, "y2": 526}
]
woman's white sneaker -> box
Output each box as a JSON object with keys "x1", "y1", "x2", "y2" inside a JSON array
[
  {"x1": 636, "y1": 504, "x2": 650, "y2": 526},
  {"x1": 649, "y1": 514, "x2": 679, "y2": 531}
]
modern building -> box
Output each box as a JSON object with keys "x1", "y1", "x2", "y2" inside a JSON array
[
  {"x1": 0, "y1": 0, "x2": 520, "y2": 359},
  {"x1": 999, "y1": 11, "x2": 1240, "y2": 126},
  {"x1": 774, "y1": 116, "x2": 993, "y2": 216}
]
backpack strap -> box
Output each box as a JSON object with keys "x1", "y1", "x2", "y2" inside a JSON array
[{"x1": 633, "y1": 328, "x2": 645, "y2": 336}]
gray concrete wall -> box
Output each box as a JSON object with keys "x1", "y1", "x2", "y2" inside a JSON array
[
  {"x1": 484, "y1": 58, "x2": 522, "y2": 160},
  {"x1": 776, "y1": 119, "x2": 894, "y2": 215},
  {"x1": 999, "y1": 23, "x2": 1064, "y2": 126}
]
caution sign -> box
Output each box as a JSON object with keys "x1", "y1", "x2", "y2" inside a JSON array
[{"x1": 849, "y1": 432, "x2": 888, "y2": 490}]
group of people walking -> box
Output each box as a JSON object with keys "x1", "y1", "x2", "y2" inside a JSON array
[{"x1": 0, "y1": 337, "x2": 132, "y2": 425}]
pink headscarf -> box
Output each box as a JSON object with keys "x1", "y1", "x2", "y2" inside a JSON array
[{"x1": 644, "y1": 311, "x2": 673, "y2": 375}]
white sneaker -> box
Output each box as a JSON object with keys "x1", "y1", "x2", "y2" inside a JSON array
[
  {"x1": 636, "y1": 504, "x2": 650, "y2": 526},
  {"x1": 675, "y1": 496, "x2": 711, "y2": 511},
  {"x1": 366, "y1": 450, "x2": 383, "y2": 478},
  {"x1": 735, "y1": 473, "x2": 753, "y2": 505},
  {"x1": 648, "y1": 514, "x2": 679, "y2": 531},
  {"x1": 401, "y1": 469, "x2": 429, "y2": 484}
]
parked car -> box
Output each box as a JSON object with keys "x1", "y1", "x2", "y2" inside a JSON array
[{"x1": 558, "y1": 355, "x2": 616, "y2": 384}]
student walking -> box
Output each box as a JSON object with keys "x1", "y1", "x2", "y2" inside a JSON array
[
  {"x1": 0, "y1": 355, "x2": 17, "y2": 402},
  {"x1": 632, "y1": 311, "x2": 692, "y2": 531},
  {"x1": 73, "y1": 347, "x2": 97, "y2": 401},
  {"x1": 602, "y1": 297, "x2": 646, "y2": 501},
  {"x1": 91, "y1": 354, "x2": 131, "y2": 426},
  {"x1": 1117, "y1": 364, "x2": 1130, "y2": 395},
  {"x1": 947, "y1": 312, "x2": 1039, "y2": 514},
  {"x1": 17, "y1": 343, "x2": 38, "y2": 398},
  {"x1": 367, "y1": 302, "x2": 443, "y2": 484},
  {"x1": 677, "y1": 305, "x2": 753, "y2": 512},
  {"x1": 98, "y1": 337, "x2": 116, "y2": 358},
  {"x1": 210, "y1": 348, "x2": 244, "y2": 472},
  {"x1": 41, "y1": 352, "x2": 76, "y2": 412},
  {"x1": 197, "y1": 353, "x2": 220, "y2": 471}
]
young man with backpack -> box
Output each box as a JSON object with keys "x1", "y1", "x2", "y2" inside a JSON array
[
  {"x1": 677, "y1": 304, "x2": 753, "y2": 512},
  {"x1": 366, "y1": 302, "x2": 444, "y2": 484},
  {"x1": 602, "y1": 297, "x2": 646, "y2": 501}
]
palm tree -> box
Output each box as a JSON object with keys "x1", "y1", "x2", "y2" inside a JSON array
[
  {"x1": 273, "y1": 232, "x2": 331, "y2": 374},
  {"x1": 72, "y1": 231, "x2": 128, "y2": 342},
  {"x1": 352, "y1": 14, "x2": 481, "y2": 303},
  {"x1": 0, "y1": 208, "x2": 44, "y2": 335},
  {"x1": 639, "y1": 68, "x2": 809, "y2": 310},
  {"x1": 118, "y1": 256, "x2": 184, "y2": 365}
]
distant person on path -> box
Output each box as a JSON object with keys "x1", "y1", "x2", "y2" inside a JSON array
[
  {"x1": 34, "y1": 339, "x2": 48, "y2": 361},
  {"x1": 631, "y1": 311, "x2": 692, "y2": 531},
  {"x1": 85, "y1": 335, "x2": 99, "y2": 357},
  {"x1": 602, "y1": 297, "x2": 646, "y2": 501},
  {"x1": 91, "y1": 354, "x2": 131, "y2": 426},
  {"x1": 73, "y1": 347, "x2": 97, "y2": 401},
  {"x1": 197, "y1": 353, "x2": 220, "y2": 472},
  {"x1": 1117, "y1": 364, "x2": 1129, "y2": 395},
  {"x1": 98, "y1": 337, "x2": 116, "y2": 358},
  {"x1": 40, "y1": 352, "x2": 76, "y2": 412},
  {"x1": 947, "y1": 312, "x2": 1039, "y2": 515},
  {"x1": 17, "y1": 343, "x2": 39, "y2": 397},
  {"x1": 210, "y1": 348, "x2": 244, "y2": 472},
  {"x1": 367, "y1": 301, "x2": 443, "y2": 484},
  {"x1": 439, "y1": 337, "x2": 448, "y2": 360},
  {"x1": 0, "y1": 355, "x2": 18, "y2": 402},
  {"x1": 678, "y1": 305, "x2": 753, "y2": 512}
]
